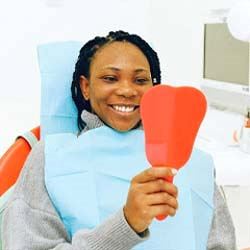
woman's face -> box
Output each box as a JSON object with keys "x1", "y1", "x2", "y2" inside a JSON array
[{"x1": 80, "y1": 41, "x2": 153, "y2": 131}]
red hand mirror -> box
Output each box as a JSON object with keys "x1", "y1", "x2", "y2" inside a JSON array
[{"x1": 140, "y1": 85, "x2": 207, "y2": 220}]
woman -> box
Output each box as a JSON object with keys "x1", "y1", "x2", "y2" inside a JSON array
[{"x1": 2, "y1": 31, "x2": 236, "y2": 249}]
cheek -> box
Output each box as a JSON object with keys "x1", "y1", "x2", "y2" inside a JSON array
[{"x1": 89, "y1": 88, "x2": 109, "y2": 110}]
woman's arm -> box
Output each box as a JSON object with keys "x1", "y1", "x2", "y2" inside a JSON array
[
  {"x1": 2, "y1": 141, "x2": 146, "y2": 250},
  {"x1": 207, "y1": 184, "x2": 237, "y2": 250}
]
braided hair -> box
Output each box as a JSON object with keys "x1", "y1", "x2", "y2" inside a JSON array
[{"x1": 71, "y1": 30, "x2": 161, "y2": 131}]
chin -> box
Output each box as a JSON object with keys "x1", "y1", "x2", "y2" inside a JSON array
[{"x1": 110, "y1": 121, "x2": 141, "y2": 132}]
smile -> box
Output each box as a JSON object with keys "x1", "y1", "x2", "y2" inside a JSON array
[{"x1": 110, "y1": 105, "x2": 139, "y2": 113}]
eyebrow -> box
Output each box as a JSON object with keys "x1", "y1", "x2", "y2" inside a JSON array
[{"x1": 103, "y1": 66, "x2": 149, "y2": 73}]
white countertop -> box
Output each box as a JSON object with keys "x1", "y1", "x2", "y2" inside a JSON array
[{"x1": 195, "y1": 107, "x2": 250, "y2": 186}]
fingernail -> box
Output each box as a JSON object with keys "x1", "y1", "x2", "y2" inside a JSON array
[{"x1": 171, "y1": 168, "x2": 178, "y2": 176}]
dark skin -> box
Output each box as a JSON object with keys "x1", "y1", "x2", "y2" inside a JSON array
[{"x1": 80, "y1": 41, "x2": 178, "y2": 233}]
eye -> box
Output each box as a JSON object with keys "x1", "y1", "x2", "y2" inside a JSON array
[
  {"x1": 135, "y1": 77, "x2": 149, "y2": 85},
  {"x1": 102, "y1": 76, "x2": 117, "y2": 83}
]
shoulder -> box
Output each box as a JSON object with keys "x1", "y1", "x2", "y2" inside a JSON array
[
  {"x1": 20, "y1": 140, "x2": 45, "y2": 185},
  {"x1": 187, "y1": 148, "x2": 215, "y2": 174},
  {"x1": 208, "y1": 184, "x2": 237, "y2": 249},
  {"x1": 7, "y1": 140, "x2": 58, "y2": 216},
  {"x1": 13, "y1": 140, "x2": 45, "y2": 191},
  {"x1": 9, "y1": 140, "x2": 45, "y2": 201},
  {"x1": 192, "y1": 147, "x2": 214, "y2": 161}
]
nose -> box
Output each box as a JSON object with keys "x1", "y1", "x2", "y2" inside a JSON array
[{"x1": 115, "y1": 80, "x2": 138, "y2": 98}]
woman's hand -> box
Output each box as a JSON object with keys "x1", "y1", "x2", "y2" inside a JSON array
[{"x1": 123, "y1": 167, "x2": 178, "y2": 233}]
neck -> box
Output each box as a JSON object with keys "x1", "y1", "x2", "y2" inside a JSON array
[{"x1": 79, "y1": 110, "x2": 143, "y2": 135}]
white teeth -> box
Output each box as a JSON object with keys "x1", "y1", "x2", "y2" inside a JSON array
[{"x1": 112, "y1": 105, "x2": 135, "y2": 113}]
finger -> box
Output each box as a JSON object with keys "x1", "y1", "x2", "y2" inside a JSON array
[
  {"x1": 138, "y1": 179, "x2": 178, "y2": 197},
  {"x1": 149, "y1": 204, "x2": 177, "y2": 217},
  {"x1": 145, "y1": 192, "x2": 178, "y2": 209},
  {"x1": 132, "y1": 167, "x2": 177, "y2": 184}
]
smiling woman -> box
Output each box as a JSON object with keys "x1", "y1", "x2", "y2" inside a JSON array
[
  {"x1": 70, "y1": 31, "x2": 161, "y2": 133},
  {"x1": 2, "y1": 31, "x2": 236, "y2": 250},
  {"x1": 79, "y1": 41, "x2": 153, "y2": 131}
]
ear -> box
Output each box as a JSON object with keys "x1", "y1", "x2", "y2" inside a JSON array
[{"x1": 80, "y1": 75, "x2": 90, "y2": 101}]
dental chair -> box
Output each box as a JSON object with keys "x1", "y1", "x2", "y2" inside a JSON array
[
  {"x1": 0, "y1": 127, "x2": 40, "y2": 196},
  {"x1": 0, "y1": 41, "x2": 82, "y2": 193}
]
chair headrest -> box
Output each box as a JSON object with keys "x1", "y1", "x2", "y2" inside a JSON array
[{"x1": 37, "y1": 41, "x2": 83, "y2": 138}]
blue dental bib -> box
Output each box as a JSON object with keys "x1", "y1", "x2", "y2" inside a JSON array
[{"x1": 45, "y1": 126, "x2": 214, "y2": 250}]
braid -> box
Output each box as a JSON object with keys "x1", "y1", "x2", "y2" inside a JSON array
[
  {"x1": 71, "y1": 36, "x2": 107, "y2": 130},
  {"x1": 71, "y1": 31, "x2": 161, "y2": 131}
]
